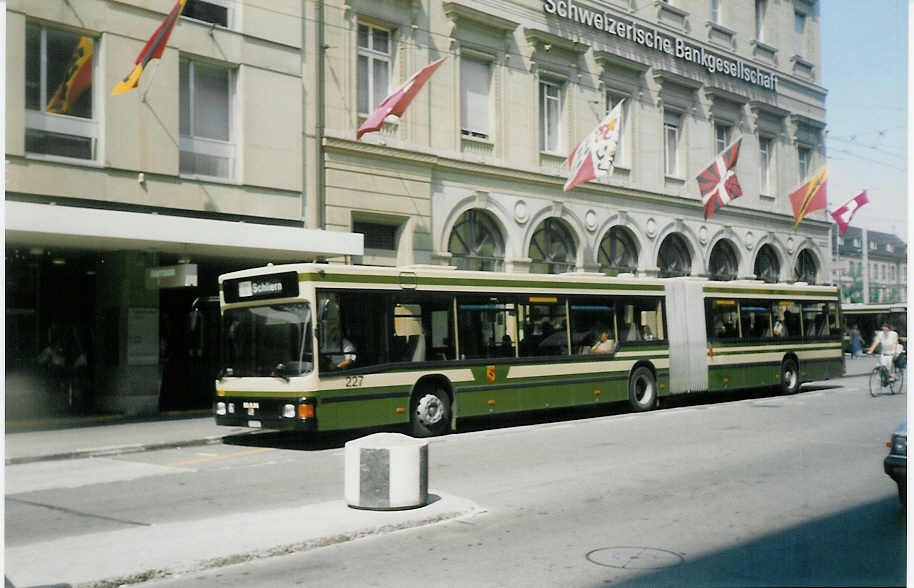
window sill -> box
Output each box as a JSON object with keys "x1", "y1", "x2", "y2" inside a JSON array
[
  {"x1": 760, "y1": 193, "x2": 775, "y2": 200},
  {"x1": 24, "y1": 152, "x2": 103, "y2": 168},
  {"x1": 664, "y1": 174, "x2": 685, "y2": 184},
  {"x1": 178, "y1": 172, "x2": 239, "y2": 185}
]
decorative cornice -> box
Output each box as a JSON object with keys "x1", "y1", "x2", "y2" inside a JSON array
[
  {"x1": 442, "y1": 1, "x2": 519, "y2": 33},
  {"x1": 322, "y1": 135, "x2": 832, "y2": 231},
  {"x1": 593, "y1": 50, "x2": 650, "y2": 73},
  {"x1": 524, "y1": 28, "x2": 590, "y2": 55}
]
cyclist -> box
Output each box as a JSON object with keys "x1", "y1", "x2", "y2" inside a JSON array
[{"x1": 867, "y1": 322, "x2": 900, "y2": 382}]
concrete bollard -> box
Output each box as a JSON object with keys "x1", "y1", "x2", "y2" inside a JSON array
[{"x1": 344, "y1": 433, "x2": 428, "y2": 510}]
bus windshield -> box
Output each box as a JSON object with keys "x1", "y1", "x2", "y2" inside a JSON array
[{"x1": 222, "y1": 303, "x2": 313, "y2": 378}]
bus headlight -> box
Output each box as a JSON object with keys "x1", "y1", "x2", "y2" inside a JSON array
[
  {"x1": 228, "y1": 403, "x2": 236, "y2": 414},
  {"x1": 216, "y1": 402, "x2": 227, "y2": 416},
  {"x1": 283, "y1": 404, "x2": 296, "y2": 418}
]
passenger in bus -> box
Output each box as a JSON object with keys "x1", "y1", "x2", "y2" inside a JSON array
[
  {"x1": 590, "y1": 331, "x2": 616, "y2": 354},
  {"x1": 773, "y1": 314, "x2": 786, "y2": 337},
  {"x1": 642, "y1": 325, "x2": 656, "y2": 340}
]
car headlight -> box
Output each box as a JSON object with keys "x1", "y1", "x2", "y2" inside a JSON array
[{"x1": 892, "y1": 434, "x2": 907, "y2": 456}]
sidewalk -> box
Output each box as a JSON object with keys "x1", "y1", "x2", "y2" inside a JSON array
[{"x1": 5, "y1": 413, "x2": 484, "y2": 587}]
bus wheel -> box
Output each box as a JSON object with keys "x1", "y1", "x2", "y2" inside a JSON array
[
  {"x1": 410, "y1": 387, "x2": 450, "y2": 437},
  {"x1": 780, "y1": 359, "x2": 800, "y2": 394},
  {"x1": 628, "y1": 366, "x2": 657, "y2": 412}
]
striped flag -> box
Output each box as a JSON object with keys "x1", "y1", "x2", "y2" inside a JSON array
[
  {"x1": 696, "y1": 137, "x2": 743, "y2": 220},
  {"x1": 357, "y1": 57, "x2": 447, "y2": 140},
  {"x1": 564, "y1": 99, "x2": 624, "y2": 192},
  {"x1": 789, "y1": 166, "x2": 828, "y2": 228},
  {"x1": 47, "y1": 36, "x2": 93, "y2": 114},
  {"x1": 111, "y1": 0, "x2": 187, "y2": 95},
  {"x1": 831, "y1": 190, "x2": 869, "y2": 234}
]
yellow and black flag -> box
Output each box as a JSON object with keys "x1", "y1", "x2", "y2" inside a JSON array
[
  {"x1": 47, "y1": 36, "x2": 94, "y2": 114},
  {"x1": 111, "y1": 0, "x2": 187, "y2": 95}
]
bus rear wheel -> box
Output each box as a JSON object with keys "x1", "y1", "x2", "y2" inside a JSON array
[
  {"x1": 628, "y1": 366, "x2": 657, "y2": 412},
  {"x1": 410, "y1": 386, "x2": 451, "y2": 438},
  {"x1": 780, "y1": 358, "x2": 800, "y2": 394}
]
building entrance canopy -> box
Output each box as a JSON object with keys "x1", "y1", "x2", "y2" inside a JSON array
[{"x1": 5, "y1": 201, "x2": 363, "y2": 262}]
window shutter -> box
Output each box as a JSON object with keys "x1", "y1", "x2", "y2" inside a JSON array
[{"x1": 461, "y1": 59, "x2": 490, "y2": 136}]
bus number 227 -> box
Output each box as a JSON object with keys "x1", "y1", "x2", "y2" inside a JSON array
[{"x1": 345, "y1": 376, "x2": 364, "y2": 388}]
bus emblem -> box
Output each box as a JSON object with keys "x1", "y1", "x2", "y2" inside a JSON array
[{"x1": 486, "y1": 365, "x2": 496, "y2": 383}]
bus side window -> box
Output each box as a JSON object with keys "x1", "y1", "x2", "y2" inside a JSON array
[
  {"x1": 739, "y1": 301, "x2": 770, "y2": 341},
  {"x1": 568, "y1": 297, "x2": 615, "y2": 354},
  {"x1": 457, "y1": 296, "x2": 518, "y2": 360},
  {"x1": 517, "y1": 297, "x2": 568, "y2": 357},
  {"x1": 709, "y1": 299, "x2": 739, "y2": 339}
]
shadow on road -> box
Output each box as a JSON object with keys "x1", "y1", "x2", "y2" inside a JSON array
[{"x1": 584, "y1": 496, "x2": 906, "y2": 587}]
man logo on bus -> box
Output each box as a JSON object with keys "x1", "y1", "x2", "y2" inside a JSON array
[{"x1": 486, "y1": 365, "x2": 496, "y2": 383}]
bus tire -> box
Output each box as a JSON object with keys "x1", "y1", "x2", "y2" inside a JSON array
[
  {"x1": 780, "y1": 358, "x2": 800, "y2": 394},
  {"x1": 410, "y1": 386, "x2": 451, "y2": 438},
  {"x1": 628, "y1": 366, "x2": 657, "y2": 412}
]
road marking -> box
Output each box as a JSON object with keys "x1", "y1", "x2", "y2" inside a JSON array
[{"x1": 167, "y1": 448, "x2": 273, "y2": 467}]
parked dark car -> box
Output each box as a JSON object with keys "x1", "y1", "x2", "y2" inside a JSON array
[{"x1": 884, "y1": 422, "x2": 906, "y2": 506}]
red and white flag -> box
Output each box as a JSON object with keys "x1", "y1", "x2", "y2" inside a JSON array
[
  {"x1": 830, "y1": 190, "x2": 869, "y2": 234},
  {"x1": 564, "y1": 100, "x2": 624, "y2": 192},
  {"x1": 356, "y1": 57, "x2": 447, "y2": 140},
  {"x1": 696, "y1": 137, "x2": 743, "y2": 220}
]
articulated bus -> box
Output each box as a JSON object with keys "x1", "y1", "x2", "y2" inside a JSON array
[
  {"x1": 214, "y1": 264, "x2": 843, "y2": 436},
  {"x1": 841, "y1": 303, "x2": 907, "y2": 352}
]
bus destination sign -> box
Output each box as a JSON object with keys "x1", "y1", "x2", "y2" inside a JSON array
[{"x1": 223, "y1": 271, "x2": 299, "y2": 303}]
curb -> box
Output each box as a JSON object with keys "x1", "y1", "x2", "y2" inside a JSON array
[{"x1": 5, "y1": 435, "x2": 228, "y2": 466}]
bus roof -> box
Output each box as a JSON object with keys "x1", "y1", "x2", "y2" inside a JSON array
[{"x1": 218, "y1": 263, "x2": 838, "y2": 299}]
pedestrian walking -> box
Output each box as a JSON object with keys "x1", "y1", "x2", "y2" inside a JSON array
[{"x1": 849, "y1": 325, "x2": 862, "y2": 359}]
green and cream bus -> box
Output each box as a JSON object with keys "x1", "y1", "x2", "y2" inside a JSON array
[{"x1": 214, "y1": 263, "x2": 842, "y2": 436}]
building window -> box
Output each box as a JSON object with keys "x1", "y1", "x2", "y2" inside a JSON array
[
  {"x1": 795, "y1": 249, "x2": 817, "y2": 284},
  {"x1": 598, "y1": 226, "x2": 638, "y2": 275},
  {"x1": 709, "y1": 239, "x2": 739, "y2": 281},
  {"x1": 179, "y1": 59, "x2": 236, "y2": 179},
  {"x1": 890, "y1": 265, "x2": 896, "y2": 281},
  {"x1": 460, "y1": 58, "x2": 491, "y2": 140},
  {"x1": 657, "y1": 234, "x2": 692, "y2": 278},
  {"x1": 711, "y1": 0, "x2": 721, "y2": 24},
  {"x1": 529, "y1": 218, "x2": 576, "y2": 274},
  {"x1": 357, "y1": 24, "x2": 391, "y2": 116},
  {"x1": 754, "y1": 244, "x2": 780, "y2": 283},
  {"x1": 755, "y1": 0, "x2": 767, "y2": 40},
  {"x1": 448, "y1": 209, "x2": 505, "y2": 271},
  {"x1": 759, "y1": 136, "x2": 772, "y2": 194},
  {"x1": 794, "y1": 11, "x2": 806, "y2": 55},
  {"x1": 353, "y1": 221, "x2": 397, "y2": 250},
  {"x1": 714, "y1": 123, "x2": 731, "y2": 153},
  {"x1": 539, "y1": 80, "x2": 563, "y2": 153},
  {"x1": 605, "y1": 93, "x2": 627, "y2": 164},
  {"x1": 663, "y1": 111, "x2": 681, "y2": 176},
  {"x1": 797, "y1": 145, "x2": 811, "y2": 181},
  {"x1": 182, "y1": 0, "x2": 231, "y2": 28},
  {"x1": 25, "y1": 24, "x2": 98, "y2": 160}
]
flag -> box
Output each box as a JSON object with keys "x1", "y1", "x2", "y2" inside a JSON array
[
  {"x1": 696, "y1": 137, "x2": 743, "y2": 220},
  {"x1": 831, "y1": 190, "x2": 869, "y2": 234},
  {"x1": 47, "y1": 36, "x2": 94, "y2": 115},
  {"x1": 111, "y1": 0, "x2": 187, "y2": 95},
  {"x1": 356, "y1": 57, "x2": 447, "y2": 140},
  {"x1": 789, "y1": 166, "x2": 828, "y2": 228},
  {"x1": 564, "y1": 100, "x2": 624, "y2": 192}
]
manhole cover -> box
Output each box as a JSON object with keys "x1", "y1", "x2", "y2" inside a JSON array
[{"x1": 586, "y1": 547, "x2": 684, "y2": 570}]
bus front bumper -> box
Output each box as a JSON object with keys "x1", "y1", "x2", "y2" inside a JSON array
[{"x1": 214, "y1": 397, "x2": 317, "y2": 431}]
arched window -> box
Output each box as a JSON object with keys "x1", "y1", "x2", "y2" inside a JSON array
[
  {"x1": 598, "y1": 226, "x2": 638, "y2": 275},
  {"x1": 529, "y1": 218, "x2": 576, "y2": 274},
  {"x1": 708, "y1": 239, "x2": 739, "y2": 281},
  {"x1": 657, "y1": 233, "x2": 692, "y2": 277},
  {"x1": 794, "y1": 249, "x2": 818, "y2": 284},
  {"x1": 754, "y1": 244, "x2": 780, "y2": 283},
  {"x1": 447, "y1": 209, "x2": 505, "y2": 271}
]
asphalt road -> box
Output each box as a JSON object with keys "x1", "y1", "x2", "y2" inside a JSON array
[{"x1": 6, "y1": 372, "x2": 907, "y2": 587}]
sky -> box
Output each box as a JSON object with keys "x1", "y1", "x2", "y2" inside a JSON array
[{"x1": 820, "y1": 0, "x2": 908, "y2": 239}]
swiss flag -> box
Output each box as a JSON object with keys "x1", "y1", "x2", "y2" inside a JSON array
[
  {"x1": 830, "y1": 190, "x2": 869, "y2": 234},
  {"x1": 356, "y1": 57, "x2": 447, "y2": 140}
]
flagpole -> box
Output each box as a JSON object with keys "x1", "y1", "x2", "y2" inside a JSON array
[{"x1": 140, "y1": 59, "x2": 163, "y2": 103}]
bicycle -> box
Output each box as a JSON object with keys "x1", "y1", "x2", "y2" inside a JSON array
[{"x1": 869, "y1": 352, "x2": 906, "y2": 397}]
